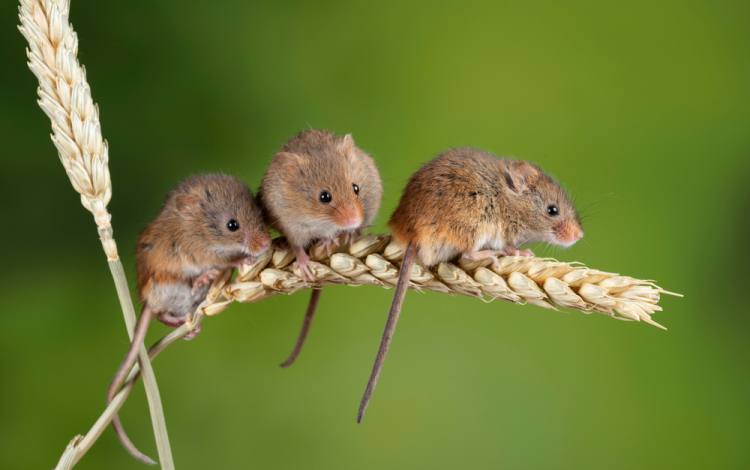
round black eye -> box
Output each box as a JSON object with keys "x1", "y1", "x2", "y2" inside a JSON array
[
  {"x1": 227, "y1": 219, "x2": 240, "y2": 231},
  {"x1": 319, "y1": 190, "x2": 332, "y2": 204},
  {"x1": 353, "y1": 184, "x2": 359, "y2": 195},
  {"x1": 547, "y1": 205, "x2": 559, "y2": 217}
]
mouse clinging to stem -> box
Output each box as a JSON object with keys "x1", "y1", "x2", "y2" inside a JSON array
[
  {"x1": 258, "y1": 129, "x2": 383, "y2": 368},
  {"x1": 357, "y1": 147, "x2": 583, "y2": 423},
  {"x1": 108, "y1": 174, "x2": 271, "y2": 464}
]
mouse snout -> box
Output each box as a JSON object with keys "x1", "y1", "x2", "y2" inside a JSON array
[
  {"x1": 245, "y1": 232, "x2": 271, "y2": 255},
  {"x1": 553, "y1": 221, "x2": 584, "y2": 246},
  {"x1": 334, "y1": 204, "x2": 364, "y2": 229}
]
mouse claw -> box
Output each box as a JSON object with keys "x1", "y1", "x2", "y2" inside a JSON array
[
  {"x1": 341, "y1": 229, "x2": 361, "y2": 246},
  {"x1": 314, "y1": 237, "x2": 339, "y2": 257},
  {"x1": 294, "y1": 247, "x2": 320, "y2": 283},
  {"x1": 183, "y1": 324, "x2": 203, "y2": 340},
  {"x1": 502, "y1": 247, "x2": 535, "y2": 257},
  {"x1": 297, "y1": 263, "x2": 315, "y2": 282},
  {"x1": 158, "y1": 312, "x2": 203, "y2": 340},
  {"x1": 235, "y1": 256, "x2": 257, "y2": 268},
  {"x1": 192, "y1": 268, "x2": 222, "y2": 294},
  {"x1": 462, "y1": 250, "x2": 501, "y2": 269}
]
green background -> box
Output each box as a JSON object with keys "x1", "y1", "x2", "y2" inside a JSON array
[{"x1": 1, "y1": 0, "x2": 748, "y2": 468}]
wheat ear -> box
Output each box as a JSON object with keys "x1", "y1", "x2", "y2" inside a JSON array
[
  {"x1": 205, "y1": 234, "x2": 682, "y2": 329},
  {"x1": 121, "y1": 232, "x2": 682, "y2": 345},
  {"x1": 17, "y1": 1, "x2": 174, "y2": 468}
]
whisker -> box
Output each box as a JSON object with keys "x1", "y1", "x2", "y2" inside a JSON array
[{"x1": 577, "y1": 193, "x2": 617, "y2": 213}]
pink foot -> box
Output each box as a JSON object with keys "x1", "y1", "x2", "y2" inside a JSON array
[
  {"x1": 294, "y1": 248, "x2": 319, "y2": 282},
  {"x1": 183, "y1": 324, "x2": 203, "y2": 340},
  {"x1": 502, "y1": 247, "x2": 535, "y2": 257},
  {"x1": 341, "y1": 229, "x2": 361, "y2": 246},
  {"x1": 314, "y1": 237, "x2": 339, "y2": 257},
  {"x1": 158, "y1": 311, "x2": 185, "y2": 327},
  {"x1": 234, "y1": 256, "x2": 257, "y2": 268},
  {"x1": 158, "y1": 312, "x2": 203, "y2": 340},
  {"x1": 463, "y1": 250, "x2": 502, "y2": 270},
  {"x1": 192, "y1": 269, "x2": 222, "y2": 294}
]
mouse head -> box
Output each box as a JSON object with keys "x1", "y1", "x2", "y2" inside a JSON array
[
  {"x1": 172, "y1": 174, "x2": 271, "y2": 262},
  {"x1": 276, "y1": 131, "x2": 365, "y2": 232},
  {"x1": 504, "y1": 161, "x2": 583, "y2": 247}
]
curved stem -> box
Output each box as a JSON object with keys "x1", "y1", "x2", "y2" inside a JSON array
[
  {"x1": 107, "y1": 258, "x2": 173, "y2": 469},
  {"x1": 54, "y1": 324, "x2": 191, "y2": 469}
]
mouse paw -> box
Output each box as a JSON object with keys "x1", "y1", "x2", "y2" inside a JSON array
[
  {"x1": 462, "y1": 250, "x2": 501, "y2": 269},
  {"x1": 183, "y1": 324, "x2": 203, "y2": 340},
  {"x1": 502, "y1": 247, "x2": 535, "y2": 257},
  {"x1": 158, "y1": 312, "x2": 203, "y2": 339},
  {"x1": 158, "y1": 312, "x2": 183, "y2": 328},
  {"x1": 341, "y1": 229, "x2": 361, "y2": 246},
  {"x1": 234, "y1": 256, "x2": 258, "y2": 268},
  {"x1": 297, "y1": 263, "x2": 316, "y2": 283},
  {"x1": 192, "y1": 269, "x2": 222, "y2": 294},
  {"x1": 294, "y1": 248, "x2": 321, "y2": 282},
  {"x1": 314, "y1": 237, "x2": 339, "y2": 257}
]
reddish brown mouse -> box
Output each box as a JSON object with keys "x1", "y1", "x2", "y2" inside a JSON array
[
  {"x1": 258, "y1": 129, "x2": 382, "y2": 368},
  {"x1": 357, "y1": 147, "x2": 584, "y2": 423},
  {"x1": 108, "y1": 174, "x2": 271, "y2": 463}
]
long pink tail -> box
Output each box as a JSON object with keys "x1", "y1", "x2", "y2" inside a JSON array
[
  {"x1": 280, "y1": 288, "x2": 322, "y2": 368},
  {"x1": 106, "y1": 305, "x2": 156, "y2": 465},
  {"x1": 357, "y1": 242, "x2": 416, "y2": 423}
]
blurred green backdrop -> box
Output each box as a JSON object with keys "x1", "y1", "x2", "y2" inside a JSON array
[{"x1": 1, "y1": 0, "x2": 749, "y2": 468}]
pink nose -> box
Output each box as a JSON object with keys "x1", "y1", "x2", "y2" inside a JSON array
[
  {"x1": 572, "y1": 229, "x2": 583, "y2": 241},
  {"x1": 249, "y1": 237, "x2": 271, "y2": 253},
  {"x1": 335, "y1": 205, "x2": 364, "y2": 229},
  {"x1": 345, "y1": 215, "x2": 362, "y2": 227}
]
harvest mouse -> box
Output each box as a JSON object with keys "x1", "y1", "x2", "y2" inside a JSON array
[
  {"x1": 108, "y1": 174, "x2": 271, "y2": 463},
  {"x1": 258, "y1": 129, "x2": 382, "y2": 368},
  {"x1": 357, "y1": 147, "x2": 583, "y2": 423}
]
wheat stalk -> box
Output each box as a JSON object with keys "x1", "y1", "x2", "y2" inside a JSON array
[{"x1": 16, "y1": 1, "x2": 174, "y2": 468}]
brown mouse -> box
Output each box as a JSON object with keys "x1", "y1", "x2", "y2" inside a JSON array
[
  {"x1": 108, "y1": 174, "x2": 271, "y2": 463},
  {"x1": 258, "y1": 129, "x2": 382, "y2": 368},
  {"x1": 357, "y1": 147, "x2": 583, "y2": 423}
]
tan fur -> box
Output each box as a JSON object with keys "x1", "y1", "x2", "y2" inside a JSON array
[
  {"x1": 389, "y1": 147, "x2": 582, "y2": 266},
  {"x1": 258, "y1": 129, "x2": 383, "y2": 368},
  {"x1": 257, "y1": 129, "x2": 383, "y2": 248},
  {"x1": 111, "y1": 174, "x2": 271, "y2": 461},
  {"x1": 136, "y1": 174, "x2": 271, "y2": 318}
]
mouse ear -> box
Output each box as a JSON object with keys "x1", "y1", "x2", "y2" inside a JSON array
[
  {"x1": 276, "y1": 152, "x2": 302, "y2": 165},
  {"x1": 276, "y1": 152, "x2": 305, "y2": 176},
  {"x1": 504, "y1": 161, "x2": 540, "y2": 195},
  {"x1": 174, "y1": 193, "x2": 202, "y2": 220},
  {"x1": 338, "y1": 134, "x2": 355, "y2": 155}
]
